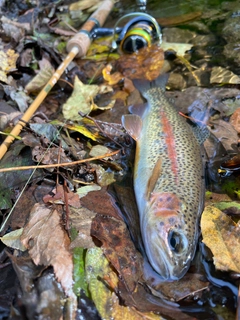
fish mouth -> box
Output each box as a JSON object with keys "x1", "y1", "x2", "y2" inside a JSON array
[{"x1": 142, "y1": 223, "x2": 191, "y2": 280}]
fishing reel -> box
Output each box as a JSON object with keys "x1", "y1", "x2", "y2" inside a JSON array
[
  {"x1": 112, "y1": 13, "x2": 162, "y2": 53},
  {"x1": 91, "y1": 13, "x2": 162, "y2": 54}
]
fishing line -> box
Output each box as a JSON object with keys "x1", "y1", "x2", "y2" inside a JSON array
[{"x1": 0, "y1": 122, "x2": 65, "y2": 233}]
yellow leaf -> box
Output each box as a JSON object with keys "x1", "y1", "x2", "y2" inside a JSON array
[
  {"x1": 62, "y1": 76, "x2": 114, "y2": 121},
  {"x1": 0, "y1": 51, "x2": 10, "y2": 72},
  {"x1": 6, "y1": 49, "x2": 19, "y2": 71},
  {"x1": 160, "y1": 41, "x2": 192, "y2": 57},
  {"x1": 0, "y1": 228, "x2": 26, "y2": 251},
  {"x1": 102, "y1": 64, "x2": 123, "y2": 85},
  {"x1": 66, "y1": 123, "x2": 100, "y2": 141},
  {"x1": 86, "y1": 247, "x2": 165, "y2": 320},
  {"x1": 0, "y1": 49, "x2": 19, "y2": 83},
  {"x1": 201, "y1": 205, "x2": 240, "y2": 273},
  {"x1": 0, "y1": 70, "x2": 8, "y2": 83}
]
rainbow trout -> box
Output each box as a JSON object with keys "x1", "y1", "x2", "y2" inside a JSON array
[{"x1": 122, "y1": 74, "x2": 205, "y2": 280}]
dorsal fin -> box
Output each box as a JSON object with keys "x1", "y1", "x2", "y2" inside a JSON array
[
  {"x1": 146, "y1": 158, "x2": 162, "y2": 200},
  {"x1": 133, "y1": 74, "x2": 169, "y2": 98},
  {"x1": 121, "y1": 114, "x2": 142, "y2": 141}
]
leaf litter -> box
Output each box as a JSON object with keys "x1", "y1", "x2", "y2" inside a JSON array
[{"x1": 0, "y1": 0, "x2": 240, "y2": 319}]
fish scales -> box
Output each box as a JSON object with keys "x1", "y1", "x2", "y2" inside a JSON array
[{"x1": 122, "y1": 76, "x2": 205, "y2": 280}]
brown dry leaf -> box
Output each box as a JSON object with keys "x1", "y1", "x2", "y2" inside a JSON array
[
  {"x1": 25, "y1": 57, "x2": 55, "y2": 93},
  {"x1": 154, "y1": 273, "x2": 209, "y2": 302},
  {"x1": 230, "y1": 108, "x2": 240, "y2": 133},
  {"x1": 91, "y1": 214, "x2": 142, "y2": 293},
  {"x1": 43, "y1": 184, "x2": 81, "y2": 208},
  {"x1": 201, "y1": 205, "x2": 240, "y2": 273},
  {"x1": 118, "y1": 45, "x2": 164, "y2": 81},
  {"x1": 21, "y1": 203, "x2": 74, "y2": 296},
  {"x1": 69, "y1": 206, "x2": 96, "y2": 249},
  {"x1": 32, "y1": 146, "x2": 72, "y2": 168},
  {"x1": 102, "y1": 64, "x2": 123, "y2": 85}
]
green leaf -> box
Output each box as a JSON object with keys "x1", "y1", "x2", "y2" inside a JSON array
[{"x1": 73, "y1": 247, "x2": 89, "y2": 296}]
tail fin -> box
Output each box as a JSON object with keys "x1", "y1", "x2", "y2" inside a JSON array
[{"x1": 132, "y1": 73, "x2": 169, "y2": 98}]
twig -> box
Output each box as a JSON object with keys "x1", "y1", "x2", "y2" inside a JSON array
[{"x1": 0, "y1": 150, "x2": 121, "y2": 172}]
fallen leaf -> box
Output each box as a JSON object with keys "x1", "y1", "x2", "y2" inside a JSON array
[
  {"x1": 118, "y1": 45, "x2": 164, "y2": 81},
  {"x1": 112, "y1": 90, "x2": 129, "y2": 103},
  {"x1": 89, "y1": 145, "x2": 113, "y2": 158},
  {"x1": 25, "y1": 57, "x2": 55, "y2": 93},
  {"x1": 91, "y1": 163, "x2": 115, "y2": 186},
  {"x1": 230, "y1": 107, "x2": 240, "y2": 132},
  {"x1": 210, "y1": 66, "x2": 240, "y2": 84},
  {"x1": 62, "y1": 76, "x2": 114, "y2": 121},
  {"x1": 76, "y1": 184, "x2": 101, "y2": 198},
  {"x1": 65, "y1": 122, "x2": 100, "y2": 141},
  {"x1": 21, "y1": 203, "x2": 74, "y2": 296},
  {"x1": 72, "y1": 247, "x2": 88, "y2": 295},
  {"x1": 9, "y1": 89, "x2": 32, "y2": 113},
  {"x1": 201, "y1": 205, "x2": 240, "y2": 273},
  {"x1": 69, "y1": 0, "x2": 100, "y2": 12},
  {"x1": 0, "y1": 228, "x2": 26, "y2": 251},
  {"x1": 102, "y1": 64, "x2": 123, "y2": 85},
  {"x1": 69, "y1": 206, "x2": 96, "y2": 249},
  {"x1": 0, "y1": 49, "x2": 18, "y2": 72},
  {"x1": 32, "y1": 146, "x2": 72, "y2": 169},
  {"x1": 84, "y1": 52, "x2": 120, "y2": 61},
  {"x1": 221, "y1": 99, "x2": 240, "y2": 117},
  {"x1": 43, "y1": 184, "x2": 81, "y2": 208},
  {"x1": 91, "y1": 214, "x2": 141, "y2": 293},
  {"x1": 0, "y1": 49, "x2": 19, "y2": 83},
  {"x1": 153, "y1": 273, "x2": 209, "y2": 302},
  {"x1": 161, "y1": 40, "x2": 193, "y2": 56},
  {"x1": 214, "y1": 201, "x2": 240, "y2": 216},
  {"x1": 0, "y1": 146, "x2": 41, "y2": 211}
]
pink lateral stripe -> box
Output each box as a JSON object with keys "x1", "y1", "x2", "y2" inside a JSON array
[{"x1": 160, "y1": 110, "x2": 178, "y2": 184}]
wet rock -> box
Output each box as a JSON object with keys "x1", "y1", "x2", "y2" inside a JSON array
[
  {"x1": 168, "y1": 73, "x2": 186, "y2": 90},
  {"x1": 201, "y1": 8, "x2": 229, "y2": 23},
  {"x1": 191, "y1": 34, "x2": 217, "y2": 46},
  {"x1": 183, "y1": 21, "x2": 210, "y2": 34},
  {"x1": 223, "y1": 42, "x2": 240, "y2": 65},
  {"x1": 185, "y1": 69, "x2": 211, "y2": 87},
  {"x1": 162, "y1": 27, "x2": 196, "y2": 43},
  {"x1": 221, "y1": 1, "x2": 240, "y2": 14},
  {"x1": 222, "y1": 16, "x2": 240, "y2": 43}
]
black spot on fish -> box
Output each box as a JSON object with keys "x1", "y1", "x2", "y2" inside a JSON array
[{"x1": 168, "y1": 217, "x2": 175, "y2": 224}]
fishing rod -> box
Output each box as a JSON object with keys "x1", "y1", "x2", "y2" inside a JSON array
[{"x1": 0, "y1": 0, "x2": 114, "y2": 160}]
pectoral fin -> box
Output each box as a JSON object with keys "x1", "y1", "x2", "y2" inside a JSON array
[
  {"x1": 129, "y1": 103, "x2": 148, "y2": 118},
  {"x1": 122, "y1": 114, "x2": 142, "y2": 141},
  {"x1": 146, "y1": 158, "x2": 162, "y2": 200}
]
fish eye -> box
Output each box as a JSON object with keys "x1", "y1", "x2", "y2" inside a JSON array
[{"x1": 168, "y1": 231, "x2": 188, "y2": 254}]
